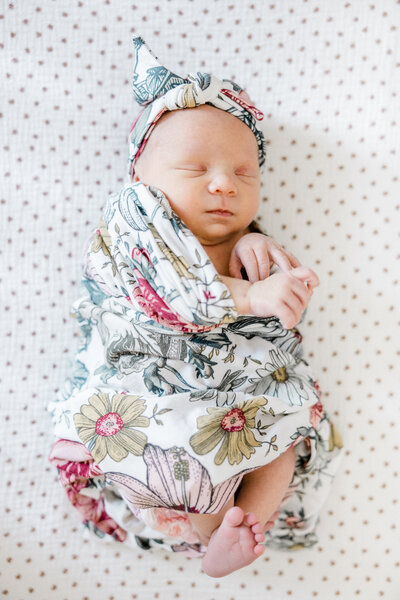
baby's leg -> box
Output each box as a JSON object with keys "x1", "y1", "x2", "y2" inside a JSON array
[
  {"x1": 235, "y1": 445, "x2": 296, "y2": 529},
  {"x1": 187, "y1": 495, "x2": 234, "y2": 546},
  {"x1": 200, "y1": 446, "x2": 296, "y2": 577}
]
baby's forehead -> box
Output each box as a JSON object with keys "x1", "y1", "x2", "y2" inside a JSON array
[
  {"x1": 149, "y1": 105, "x2": 258, "y2": 155},
  {"x1": 154, "y1": 105, "x2": 226, "y2": 132}
]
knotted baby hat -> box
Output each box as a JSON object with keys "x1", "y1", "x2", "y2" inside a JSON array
[{"x1": 128, "y1": 36, "x2": 266, "y2": 178}]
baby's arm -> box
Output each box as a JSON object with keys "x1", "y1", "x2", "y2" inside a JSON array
[{"x1": 220, "y1": 266, "x2": 318, "y2": 329}]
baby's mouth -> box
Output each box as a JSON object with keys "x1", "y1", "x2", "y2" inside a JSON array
[{"x1": 207, "y1": 209, "x2": 233, "y2": 216}]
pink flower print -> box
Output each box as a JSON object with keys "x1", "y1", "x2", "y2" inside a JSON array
[
  {"x1": 203, "y1": 290, "x2": 216, "y2": 302},
  {"x1": 65, "y1": 488, "x2": 127, "y2": 542},
  {"x1": 309, "y1": 400, "x2": 324, "y2": 429},
  {"x1": 314, "y1": 380, "x2": 322, "y2": 399},
  {"x1": 131, "y1": 269, "x2": 214, "y2": 333},
  {"x1": 220, "y1": 408, "x2": 246, "y2": 432},
  {"x1": 106, "y1": 444, "x2": 242, "y2": 514},
  {"x1": 48, "y1": 439, "x2": 126, "y2": 542},
  {"x1": 131, "y1": 246, "x2": 152, "y2": 265},
  {"x1": 95, "y1": 412, "x2": 124, "y2": 437},
  {"x1": 73, "y1": 392, "x2": 149, "y2": 464},
  {"x1": 142, "y1": 507, "x2": 199, "y2": 544},
  {"x1": 131, "y1": 271, "x2": 178, "y2": 323},
  {"x1": 106, "y1": 443, "x2": 243, "y2": 543},
  {"x1": 190, "y1": 397, "x2": 266, "y2": 466},
  {"x1": 48, "y1": 439, "x2": 104, "y2": 491}
]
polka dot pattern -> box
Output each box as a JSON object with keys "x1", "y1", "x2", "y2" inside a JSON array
[{"x1": 1, "y1": 0, "x2": 399, "y2": 598}]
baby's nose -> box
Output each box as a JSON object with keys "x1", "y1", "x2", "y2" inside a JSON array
[{"x1": 208, "y1": 174, "x2": 237, "y2": 196}]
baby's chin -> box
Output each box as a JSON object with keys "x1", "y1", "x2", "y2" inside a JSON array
[{"x1": 193, "y1": 225, "x2": 247, "y2": 247}]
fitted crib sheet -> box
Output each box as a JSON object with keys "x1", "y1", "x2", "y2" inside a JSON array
[{"x1": 1, "y1": 1, "x2": 399, "y2": 598}]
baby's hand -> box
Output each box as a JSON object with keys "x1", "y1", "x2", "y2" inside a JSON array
[
  {"x1": 247, "y1": 266, "x2": 319, "y2": 329},
  {"x1": 229, "y1": 233, "x2": 301, "y2": 283}
]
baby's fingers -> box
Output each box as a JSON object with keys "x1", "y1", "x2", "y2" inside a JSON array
[
  {"x1": 228, "y1": 251, "x2": 244, "y2": 279},
  {"x1": 253, "y1": 250, "x2": 271, "y2": 281},
  {"x1": 269, "y1": 247, "x2": 301, "y2": 272},
  {"x1": 269, "y1": 251, "x2": 292, "y2": 272},
  {"x1": 290, "y1": 266, "x2": 319, "y2": 289},
  {"x1": 276, "y1": 304, "x2": 298, "y2": 330},
  {"x1": 291, "y1": 275, "x2": 314, "y2": 306},
  {"x1": 232, "y1": 248, "x2": 266, "y2": 283},
  {"x1": 241, "y1": 249, "x2": 261, "y2": 283},
  {"x1": 286, "y1": 251, "x2": 302, "y2": 269}
]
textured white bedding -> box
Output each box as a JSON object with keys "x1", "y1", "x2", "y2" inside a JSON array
[{"x1": 1, "y1": 1, "x2": 399, "y2": 598}]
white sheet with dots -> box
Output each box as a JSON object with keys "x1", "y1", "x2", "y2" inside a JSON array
[{"x1": 1, "y1": 1, "x2": 399, "y2": 598}]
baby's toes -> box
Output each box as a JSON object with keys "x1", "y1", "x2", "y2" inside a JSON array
[
  {"x1": 254, "y1": 533, "x2": 265, "y2": 544},
  {"x1": 253, "y1": 543, "x2": 265, "y2": 557},
  {"x1": 265, "y1": 520, "x2": 275, "y2": 531},
  {"x1": 244, "y1": 512, "x2": 258, "y2": 527},
  {"x1": 251, "y1": 522, "x2": 264, "y2": 535}
]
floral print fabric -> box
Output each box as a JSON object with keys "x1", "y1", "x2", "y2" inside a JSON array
[{"x1": 48, "y1": 182, "x2": 343, "y2": 555}]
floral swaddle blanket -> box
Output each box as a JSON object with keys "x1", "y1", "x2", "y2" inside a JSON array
[{"x1": 48, "y1": 182, "x2": 343, "y2": 555}]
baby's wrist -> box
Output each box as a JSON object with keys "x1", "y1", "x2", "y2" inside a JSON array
[
  {"x1": 247, "y1": 280, "x2": 264, "y2": 316},
  {"x1": 220, "y1": 276, "x2": 252, "y2": 315}
]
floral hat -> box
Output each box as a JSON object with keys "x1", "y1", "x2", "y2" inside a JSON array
[{"x1": 128, "y1": 35, "x2": 266, "y2": 178}]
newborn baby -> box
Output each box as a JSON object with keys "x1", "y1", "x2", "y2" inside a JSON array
[
  {"x1": 132, "y1": 104, "x2": 318, "y2": 576},
  {"x1": 49, "y1": 36, "x2": 342, "y2": 580}
]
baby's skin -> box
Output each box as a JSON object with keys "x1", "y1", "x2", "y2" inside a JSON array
[
  {"x1": 133, "y1": 101, "x2": 319, "y2": 576},
  {"x1": 225, "y1": 232, "x2": 318, "y2": 329}
]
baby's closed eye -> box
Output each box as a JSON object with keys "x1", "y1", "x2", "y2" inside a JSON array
[
  {"x1": 175, "y1": 166, "x2": 256, "y2": 178},
  {"x1": 175, "y1": 165, "x2": 206, "y2": 172},
  {"x1": 236, "y1": 171, "x2": 256, "y2": 177}
]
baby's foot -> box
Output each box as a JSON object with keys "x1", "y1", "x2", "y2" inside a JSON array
[{"x1": 201, "y1": 506, "x2": 265, "y2": 578}]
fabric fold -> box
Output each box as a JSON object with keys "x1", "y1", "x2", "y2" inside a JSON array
[{"x1": 84, "y1": 182, "x2": 238, "y2": 332}]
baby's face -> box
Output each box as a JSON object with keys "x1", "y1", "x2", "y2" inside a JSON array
[{"x1": 133, "y1": 105, "x2": 260, "y2": 247}]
